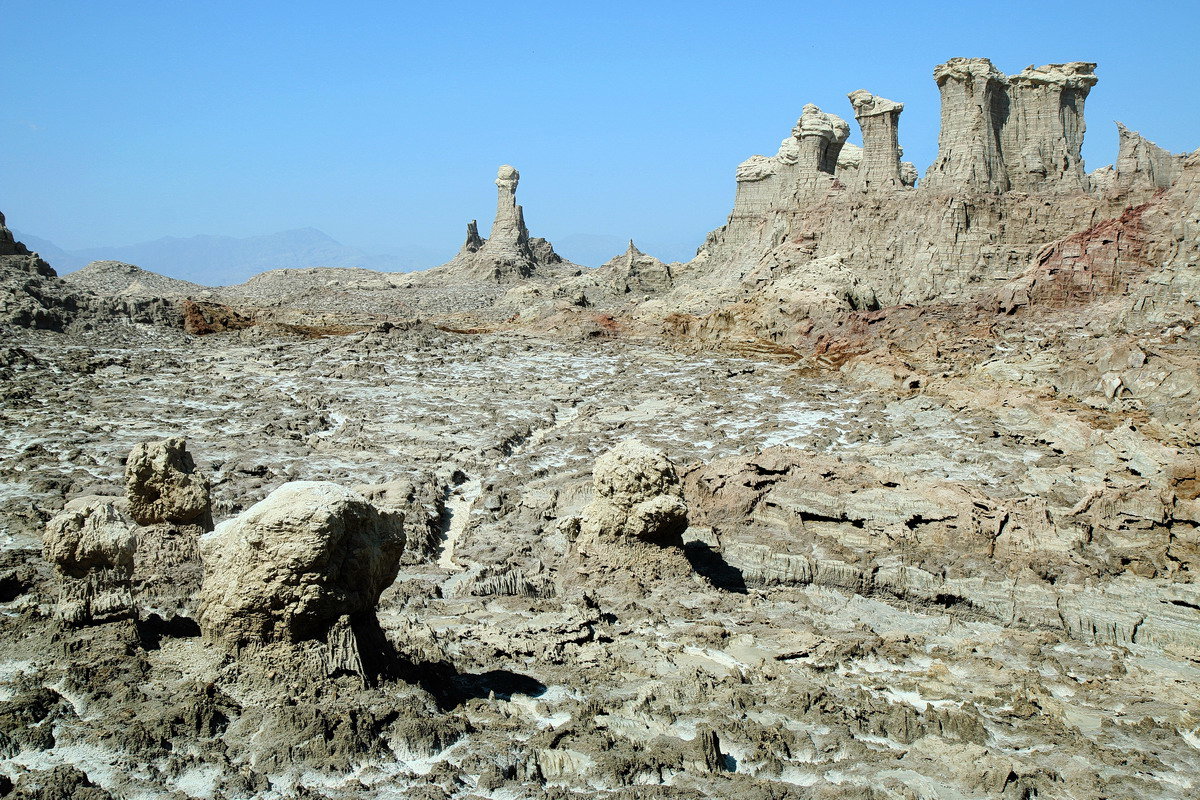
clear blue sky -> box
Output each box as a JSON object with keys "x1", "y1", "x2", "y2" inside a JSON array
[{"x1": 2, "y1": 0, "x2": 1196, "y2": 264}]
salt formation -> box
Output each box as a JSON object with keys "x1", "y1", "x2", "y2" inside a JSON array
[
  {"x1": 43, "y1": 498, "x2": 136, "y2": 625},
  {"x1": 734, "y1": 104, "x2": 850, "y2": 213},
  {"x1": 846, "y1": 90, "x2": 905, "y2": 189},
  {"x1": 923, "y1": 58, "x2": 1097, "y2": 193},
  {"x1": 1113, "y1": 121, "x2": 1187, "y2": 191},
  {"x1": 197, "y1": 481, "x2": 405, "y2": 647},
  {"x1": 125, "y1": 437, "x2": 212, "y2": 528},
  {"x1": 601, "y1": 240, "x2": 674, "y2": 295},
  {"x1": 0, "y1": 210, "x2": 21, "y2": 256},
  {"x1": 436, "y1": 164, "x2": 566, "y2": 282},
  {"x1": 580, "y1": 439, "x2": 688, "y2": 545},
  {"x1": 43, "y1": 498, "x2": 136, "y2": 580},
  {"x1": 3, "y1": 54, "x2": 1200, "y2": 800}
]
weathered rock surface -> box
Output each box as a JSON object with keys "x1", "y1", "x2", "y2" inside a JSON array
[
  {"x1": 42, "y1": 497, "x2": 137, "y2": 625},
  {"x1": 124, "y1": 437, "x2": 212, "y2": 528},
  {"x1": 197, "y1": 481, "x2": 405, "y2": 647},
  {"x1": 580, "y1": 439, "x2": 688, "y2": 546},
  {"x1": 61, "y1": 260, "x2": 205, "y2": 298},
  {"x1": 599, "y1": 240, "x2": 675, "y2": 296},
  {"x1": 43, "y1": 497, "x2": 136, "y2": 579},
  {"x1": 4, "y1": 53, "x2": 1200, "y2": 800},
  {"x1": 429, "y1": 165, "x2": 569, "y2": 283},
  {"x1": 846, "y1": 90, "x2": 905, "y2": 190}
]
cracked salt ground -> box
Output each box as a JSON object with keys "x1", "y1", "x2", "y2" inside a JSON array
[{"x1": 2, "y1": 324, "x2": 1200, "y2": 799}]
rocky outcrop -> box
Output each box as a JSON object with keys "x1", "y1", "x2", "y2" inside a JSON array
[
  {"x1": 43, "y1": 498, "x2": 137, "y2": 580},
  {"x1": 196, "y1": 481, "x2": 406, "y2": 648},
  {"x1": 61, "y1": 260, "x2": 205, "y2": 298},
  {"x1": 1003, "y1": 62, "x2": 1097, "y2": 192},
  {"x1": 0, "y1": 214, "x2": 67, "y2": 330},
  {"x1": 125, "y1": 438, "x2": 212, "y2": 528},
  {"x1": 124, "y1": 438, "x2": 212, "y2": 616},
  {"x1": 846, "y1": 90, "x2": 905, "y2": 190},
  {"x1": 433, "y1": 165, "x2": 566, "y2": 283},
  {"x1": 601, "y1": 240, "x2": 674, "y2": 295},
  {"x1": 924, "y1": 59, "x2": 1097, "y2": 194},
  {"x1": 0, "y1": 211, "x2": 27, "y2": 257},
  {"x1": 1, "y1": 213, "x2": 184, "y2": 332},
  {"x1": 921, "y1": 58, "x2": 1011, "y2": 194},
  {"x1": 677, "y1": 57, "x2": 1152, "y2": 311},
  {"x1": 733, "y1": 104, "x2": 850, "y2": 214},
  {"x1": 1112, "y1": 121, "x2": 1187, "y2": 192},
  {"x1": 580, "y1": 439, "x2": 688, "y2": 546},
  {"x1": 43, "y1": 497, "x2": 137, "y2": 625}
]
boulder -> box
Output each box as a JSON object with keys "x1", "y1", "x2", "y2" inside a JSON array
[
  {"x1": 42, "y1": 497, "x2": 137, "y2": 625},
  {"x1": 196, "y1": 481, "x2": 405, "y2": 648},
  {"x1": 43, "y1": 497, "x2": 136, "y2": 579},
  {"x1": 580, "y1": 439, "x2": 688, "y2": 546},
  {"x1": 124, "y1": 437, "x2": 212, "y2": 528}
]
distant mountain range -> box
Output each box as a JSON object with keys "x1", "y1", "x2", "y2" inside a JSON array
[{"x1": 13, "y1": 228, "x2": 446, "y2": 286}]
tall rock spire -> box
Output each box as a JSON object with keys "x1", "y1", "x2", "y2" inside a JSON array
[
  {"x1": 847, "y1": 90, "x2": 905, "y2": 190},
  {"x1": 923, "y1": 58, "x2": 1097, "y2": 194},
  {"x1": 1002, "y1": 62, "x2": 1097, "y2": 191},
  {"x1": 489, "y1": 164, "x2": 529, "y2": 246},
  {"x1": 434, "y1": 165, "x2": 566, "y2": 283},
  {"x1": 922, "y1": 58, "x2": 1010, "y2": 194}
]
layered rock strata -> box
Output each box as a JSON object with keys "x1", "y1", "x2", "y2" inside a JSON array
[
  {"x1": 922, "y1": 59, "x2": 1097, "y2": 194},
  {"x1": 685, "y1": 57, "x2": 1177, "y2": 310},
  {"x1": 733, "y1": 104, "x2": 850, "y2": 214}
]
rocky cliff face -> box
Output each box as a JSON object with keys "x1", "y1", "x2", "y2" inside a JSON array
[{"x1": 678, "y1": 57, "x2": 1178, "y2": 315}]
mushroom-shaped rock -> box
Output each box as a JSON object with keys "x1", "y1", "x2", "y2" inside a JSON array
[
  {"x1": 581, "y1": 440, "x2": 688, "y2": 546},
  {"x1": 125, "y1": 438, "x2": 212, "y2": 528},
  {"x1": 196, "y1": 481, "x2": 405, "y2": 648},
  {"x1": 43, "y1": 497, "x2": 136, "y2": 579}
]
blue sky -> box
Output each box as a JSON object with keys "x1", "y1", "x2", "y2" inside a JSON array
[{"x1": 1, "y1": 0, "x2": 1196, "y2": 266}]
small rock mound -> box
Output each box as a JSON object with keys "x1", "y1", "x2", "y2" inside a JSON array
[
  {"x1": 61, "y1": 260, "x2": 205, "y2": 298},
  {"x1": 42, "y1": 497, "x2": 137, "y2": 625},
  {"x1": 125, "y1": 437, "x2": 212, "y2": 528},
  {"x1": 581, "y1": 439, "x2": 689, "y2": 546},
  {"x1": 197, "y1": 481, "x2": 406, "y2": 648},
  {"x1": 43, "y1": 497, "x2": 136, "y2": 579}
]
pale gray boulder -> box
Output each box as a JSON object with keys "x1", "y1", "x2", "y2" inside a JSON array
[
  {"x1": 196, "y1": 481, "x2": 406, "y2": 648},
  {"x1": 580, "y1": 439, "x2": 688, "y2": 546},
  {"x1": 43, "y1": 497, "x2": 136, "y2": 579},
  {"x1": 43, "y1": 497, "x2": 137, "y2": 625}
]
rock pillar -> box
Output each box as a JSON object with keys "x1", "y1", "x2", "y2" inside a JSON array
[
  {"x1": 1002, "y1": 62, "x2": 1097, "y2": 191},
  {"x1": 490, "y1": 164, "x2": 528, "y2": 246},
  {"x1": 847, "y1": 90, "x2": 905, "y2": 190},
  {"x1": 794, "y1": 104, "x2": 850, "y2": 182},
  {"x1": 923, "y1": 58, "x2": 1010, "y2": 194}
]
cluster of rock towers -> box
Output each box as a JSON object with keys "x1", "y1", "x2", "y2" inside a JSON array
[{"x1": 733, "y1": 57, "x2": 1111, "y2": 212}]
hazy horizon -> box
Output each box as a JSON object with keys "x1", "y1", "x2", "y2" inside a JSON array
[{"x1": 2, "y1": 1, "x2": 1196, "y2": 282}]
